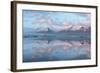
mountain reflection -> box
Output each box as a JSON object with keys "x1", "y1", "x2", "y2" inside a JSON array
[{"x1": 23, "y1": 39, "x2": 91, "y2": 62}]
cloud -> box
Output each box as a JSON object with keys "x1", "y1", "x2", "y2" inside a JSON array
[{"x1": 23, "y1": 10, "x2": 91, "y2": 32}]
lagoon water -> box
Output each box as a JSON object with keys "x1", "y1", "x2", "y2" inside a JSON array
[{"x1": 23, "y1": 32, "x2": 91, "y2": 62}]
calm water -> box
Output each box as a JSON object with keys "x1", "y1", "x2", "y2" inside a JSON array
[{"x1": 23, "y1": 33, "x2": 91, "y2": 62}]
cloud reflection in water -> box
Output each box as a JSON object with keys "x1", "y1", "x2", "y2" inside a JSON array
[{"x1": 23, "y1": 39, "x2": 91, "y2": 62}]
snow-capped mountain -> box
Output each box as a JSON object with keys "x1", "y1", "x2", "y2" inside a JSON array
[{"x1": 36, "y1": 24, "x2": 91, "y2": 32}]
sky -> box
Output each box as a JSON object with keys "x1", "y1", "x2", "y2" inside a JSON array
[{"x1": 23, "y1": 10, "x2": 91, "y2": 32}]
